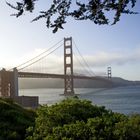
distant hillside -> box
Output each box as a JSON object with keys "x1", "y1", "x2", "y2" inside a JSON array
[
  {"x1": 111, "y1": 77, "x2": 140, "y2": 86},
  {"x1": 19, "y1": 77, "x2": 140, "y2": 89}
]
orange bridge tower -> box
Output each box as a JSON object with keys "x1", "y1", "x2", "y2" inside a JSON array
[{"x1": 64, "y1": 37, "x2": 75, "y2": 95}]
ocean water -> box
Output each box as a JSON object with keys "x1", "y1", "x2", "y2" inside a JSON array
[{"x1": 19, "y1": 86, "x2": 140, "y2": 115}]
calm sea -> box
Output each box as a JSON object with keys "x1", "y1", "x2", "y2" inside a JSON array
[{"x1": 19, "y1": 86, "x2": 140, "y2": 115}]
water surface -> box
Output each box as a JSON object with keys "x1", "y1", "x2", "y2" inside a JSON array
[{"x1": 19, "y1": 86, "x2": 140, "y2": 114}]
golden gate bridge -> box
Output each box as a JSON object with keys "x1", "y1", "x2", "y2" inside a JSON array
[{"x1": 0, "y1": 37, "x2": 112, "y2": 99}]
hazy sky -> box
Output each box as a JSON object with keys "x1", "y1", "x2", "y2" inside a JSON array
[{"x1": 0, "y1": 0, "x2": 140, "y2": 80}]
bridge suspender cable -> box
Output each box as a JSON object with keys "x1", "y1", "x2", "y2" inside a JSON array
[
  {"x1": 9, "y1": 38, "x2": 95, "y2": 77},
  {"x1": 73, "y1": 52, "x2": 93, "y2": 77},
  {"x1": 73, "y1": 39, "x2": 96, "y2": 76},
  {"x1": 18, "y1": 43, "x2": 63, "y2": 71},
  {"x1": 11, "y1": 39, "x2": 63, "y2": 70}
]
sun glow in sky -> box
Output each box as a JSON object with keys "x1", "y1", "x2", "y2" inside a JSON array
[{"x1": 0, "y1": 0, "x2": 140, "y2": 80}]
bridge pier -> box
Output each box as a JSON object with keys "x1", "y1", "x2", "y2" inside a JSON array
[
  {"x1": 10, "y1": 68, "x2": 19, "y2": 97},
  {"x1": 0, "y1": 68, "x2": 10, "y2": 97},
  {"x1": 0, "y1": 68, "x2": 18, "y2": 98}
]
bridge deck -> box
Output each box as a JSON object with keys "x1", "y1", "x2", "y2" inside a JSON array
[{"x1": 18, "y1": 72, "x2": 111, "y2": 82}]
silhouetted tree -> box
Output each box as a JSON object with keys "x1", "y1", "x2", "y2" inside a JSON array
[{"x1": 7, "y1": 0, "x2": 138, "y2": 33}]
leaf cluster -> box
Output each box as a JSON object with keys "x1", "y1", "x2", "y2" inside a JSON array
[{"x1": 6, "y1": 0, "x2": 138, "y2": 33}]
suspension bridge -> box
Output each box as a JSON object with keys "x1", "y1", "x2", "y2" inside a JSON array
[{"x1": 0, "y1": 37, "x2": 112, "y2": 98}]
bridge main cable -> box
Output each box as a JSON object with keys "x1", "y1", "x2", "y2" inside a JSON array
[
  {"x1": 18, "y1": 43, "x2": 63, "y2": 71},
  {"x1": 7, "y1": 39, "x2": 63, "y2": 71},
  {"x1": 73, "y1": 39, "x2": 96, "y2": 77}
]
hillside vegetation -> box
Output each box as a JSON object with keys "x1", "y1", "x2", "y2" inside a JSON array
[
  {"x1": 0, "y1": 97, "x2": 140, "y2": 140},
  {"x1": 26, "y1": 98, "x2": 140, "y2": 140},
  {"x1": 0, "y1": 98, "x2": 36, "y2": 139}
]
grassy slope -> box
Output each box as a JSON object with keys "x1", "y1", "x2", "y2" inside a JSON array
[{"x1": 0, "y1": 98, "x2": 36, "y2": 140}]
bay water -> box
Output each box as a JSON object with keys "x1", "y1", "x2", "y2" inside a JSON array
[{"x1": 19, "y1": 86, "x2": 140, "y2": 115}]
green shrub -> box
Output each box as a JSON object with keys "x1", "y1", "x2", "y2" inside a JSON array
[{"x1": 25, "y1": 98, "x2": 140, "y2": 140}]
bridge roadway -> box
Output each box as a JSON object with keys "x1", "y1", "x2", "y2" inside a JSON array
[{"x1": 18, "y1": 71, "x2": 110, "y2": 82}]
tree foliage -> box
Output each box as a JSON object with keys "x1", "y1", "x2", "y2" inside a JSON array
[
  {"x1": 6, "y1": 0, "x2": 138, "y2": 33},
  {"x1": 25, "y1": 98, "x2": 109, "y2": 139},
  {"x1": 1, "y1": 97, "x2": 140, "y2": 139},
  {"x1": 25, "y1": 98, "x2": 140, "y2": 140},
  {"x1": 114, "y1": 114, "x2": 140, "y2": 140}
]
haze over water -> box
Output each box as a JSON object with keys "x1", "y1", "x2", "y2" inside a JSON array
[{"x1": 20, "y1": 85, "x2": 140, "y2": 115}]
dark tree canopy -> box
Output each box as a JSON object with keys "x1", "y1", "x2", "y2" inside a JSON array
[
  {"x1": 25, "y1": 98, "x2": 140, "y2": 140},
  {"x1": 7, "y1": 0, "x2": 138, "y2": 33}
]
